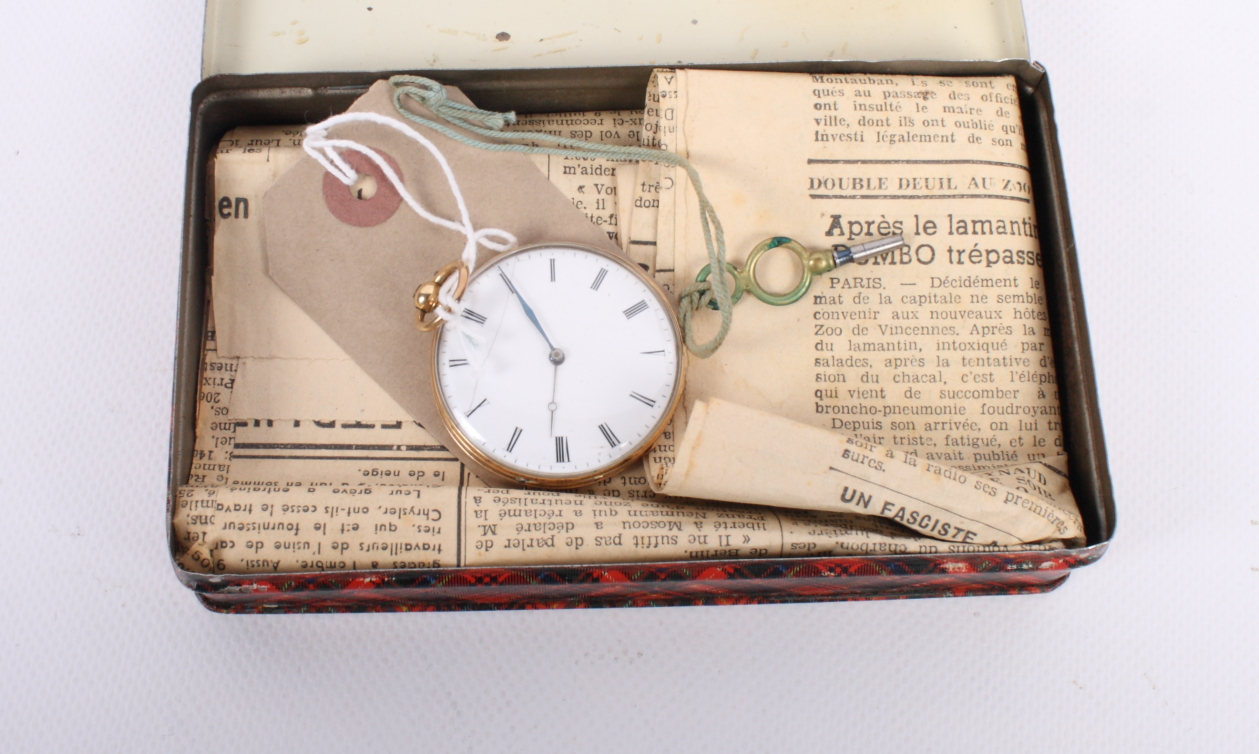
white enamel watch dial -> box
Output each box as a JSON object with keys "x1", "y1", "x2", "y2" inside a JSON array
[{"x1": 432, "y1": 243, "x2": 683, "y2": 488}]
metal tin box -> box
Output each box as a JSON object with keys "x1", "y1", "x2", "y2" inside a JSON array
[{"x1": 169, "y1": 57, "x2": 1114, "y2": 612}]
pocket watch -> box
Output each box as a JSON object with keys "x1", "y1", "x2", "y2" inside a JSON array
[{"x1": 424, "y1": 243, "x2": 684, "y2": 489}]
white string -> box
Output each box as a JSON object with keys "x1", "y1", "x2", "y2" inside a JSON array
[{"x1": 302, "y1": 111, "x2": 517, "y2": 324}]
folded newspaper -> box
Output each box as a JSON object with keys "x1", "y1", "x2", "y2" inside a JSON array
[{"x1": 174, "y1": 70, "x2": 1082, "y2": 574}]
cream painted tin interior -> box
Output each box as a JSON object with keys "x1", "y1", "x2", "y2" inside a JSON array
[{"x1": 203, "y1": 0, "x2": 1030, "y2": 77}]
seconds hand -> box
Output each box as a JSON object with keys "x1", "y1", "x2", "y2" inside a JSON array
[
  {"x1": 499, "y1": 269, "x2": 565, "y2": 434},
  {"x1": 549, "y1": 363, "x2": 559, "y2": 436}
]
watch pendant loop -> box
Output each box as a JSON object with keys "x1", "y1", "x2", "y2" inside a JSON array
[{"x1": 414, "y1": 260, "x2": 469, "y2": 332}]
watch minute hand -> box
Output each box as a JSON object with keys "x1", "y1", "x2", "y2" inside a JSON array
[{"x1": 499, "y1": 269, "x2": 555, "y2": 351}]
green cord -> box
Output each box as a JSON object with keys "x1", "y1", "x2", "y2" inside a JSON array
[{"x1": 387, "y1": 75, "x2": 732, "y2": 358}]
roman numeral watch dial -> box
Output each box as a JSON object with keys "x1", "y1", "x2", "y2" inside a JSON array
[{"x1": 432, "y1": 243, "x2": 684, "y2": 488}]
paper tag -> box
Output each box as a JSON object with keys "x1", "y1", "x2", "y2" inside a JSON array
[{"x1": 262, "y1": 80, "x2": 623, "y2": 486}]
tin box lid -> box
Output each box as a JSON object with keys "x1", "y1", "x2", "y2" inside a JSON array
[{"x1": 203, "y1": 0, "x2": 1030, "y2": 78}]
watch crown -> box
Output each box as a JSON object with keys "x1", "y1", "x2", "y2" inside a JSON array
[
  {"x1": 414, "y1": 260, "x2": 469, "y2": 332},
  {"x1": 414, "y1": 281, "x2": 440, "y2": 312}
]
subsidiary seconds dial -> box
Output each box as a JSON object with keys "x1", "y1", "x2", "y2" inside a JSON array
[{"x1": 432, "y1": 243, "x2": 683, "y2": 488}]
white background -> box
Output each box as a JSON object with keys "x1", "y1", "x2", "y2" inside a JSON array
[{"x1": 1, "y1": 1, "x2": 1255, "y2": 751}]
